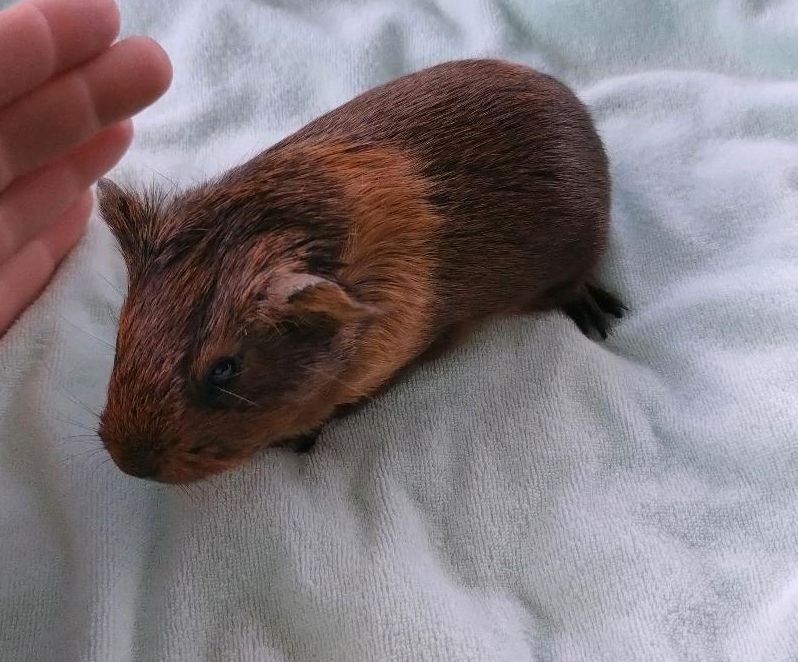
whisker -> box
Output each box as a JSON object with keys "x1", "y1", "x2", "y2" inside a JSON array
[
  {"x1": 95, "y1": 272, "x2": 124, "y2": 298},
  {"x1": 58, "y1": 314, "x2": 115, "y2": 351},
  {"x1": 146, "y1": 166, "x2": 179, "y2": 191},
  {"x1": 85, "y1": 453, "x2": 111, "y2": 481},
  {"x1": 89, "y1": 456, "x2": 113, "y2": 481},
  {"x1": 62, "y1": 447, "x2": 107, "y2": 466},
  {"x1": 175, "y1": 483, "x2": 199, "y2": 505},
  {"x1": 63, "y1": 437, "x2": 101, "y2": 447},
  {"x1": 58, "y1": 387, "x2": 101, "y2": 420},
  {"x1": 214, "y1": 386, "x2": 258, "y2": 408},
  {"x1": 53, "y1": 414, "x2": 98, "y2": 434},
  {"x1": 77, "y1": 448, "x2": 106, "y2": 459},
  {"x1": 106, "y1": 306, "x2": 120, "y2": 327}
]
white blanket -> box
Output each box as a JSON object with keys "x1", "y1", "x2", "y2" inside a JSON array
[{"x1": 2, "y1": 1, "x2": 798, "y2": 660}]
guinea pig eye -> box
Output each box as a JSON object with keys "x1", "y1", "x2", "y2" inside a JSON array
[{"x1": 207, "y1": 356, "x2": 240, "y2": 387}]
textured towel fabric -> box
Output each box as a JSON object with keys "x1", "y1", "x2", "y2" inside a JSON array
[{"x1": 2, "y1": 1, "x2": 798, "y2": 660}]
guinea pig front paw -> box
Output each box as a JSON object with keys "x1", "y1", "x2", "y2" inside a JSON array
[{"x1": 287, "y1": 430, "x2": 320, "y2": 454}]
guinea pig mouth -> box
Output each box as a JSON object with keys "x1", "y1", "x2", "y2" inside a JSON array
[
  {"x1": 151, "y1": 461, "x2": 241, "y2": 484},
  {"x1": 155, "y1": 450, "x2": 253, "y2": 484},
  {"x1": 104, "y1": 443, "x2": 162, "y2": 480},
  {"x1": 103, "y1": 438, "x2": 250, "y2": 484},
  {"x1": 119, "y1": 454, "x2": 247, "y2": 484},
  {"x1": 187, "y1": 438, "x2": 241, "y2": 461}
]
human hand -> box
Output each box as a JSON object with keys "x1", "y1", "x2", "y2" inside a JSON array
[{"x1": 0, "y1": 0, "x2": 172, "y2": 336}]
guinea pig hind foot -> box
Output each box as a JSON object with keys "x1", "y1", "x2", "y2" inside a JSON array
[{"x1": 562, "y1": 283, "x2": 626, "y2": 340}]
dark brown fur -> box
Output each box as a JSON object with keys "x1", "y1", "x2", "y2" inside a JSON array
[{"x1": 97, "y1": 59, "x2": 623, "y2": 483}]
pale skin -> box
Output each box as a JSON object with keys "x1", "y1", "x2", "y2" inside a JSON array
[{"x1": 0, "y1": 0, "x2": 172, "y2": 336}]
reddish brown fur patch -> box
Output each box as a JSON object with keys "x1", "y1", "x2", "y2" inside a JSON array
[{"x1": 304, "y1": 143, "x2": 445, "y2": 404}]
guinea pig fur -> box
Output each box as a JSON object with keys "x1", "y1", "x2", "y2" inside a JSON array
[{"x1": 97, "y1": 58, "x2": 624, "y2": 484}]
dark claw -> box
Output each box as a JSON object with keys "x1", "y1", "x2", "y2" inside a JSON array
[
  {"x1": 584, "y1": 295, "x2": 609, "y2": 339},
  {"x1": 586, "y1": 284, "x2": 627, "y2": 319},
  {"x1": 563, "y1": 284, "x2": 626, "y2": 339}
]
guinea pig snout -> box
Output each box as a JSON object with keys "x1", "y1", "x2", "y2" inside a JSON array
[{"x1": 109, "y1": 443, "x2": 163, "y2": 480}]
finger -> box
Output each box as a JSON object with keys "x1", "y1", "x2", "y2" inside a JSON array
[
  {"x1": 0, "y1": 36, "x2": 172, "y2": 190},
  {"x1": 0, "y1": 189, "x2": 92, "y2": 336},
  {"x1": 0, "y1": 0, "x2": 120, "y2": 108},
  {"x1": 0, "y1": 120, "x2": 132, "y2": 264}
]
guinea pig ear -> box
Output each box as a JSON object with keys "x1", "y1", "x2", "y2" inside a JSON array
[
  {"x1": 268, "y1": 273, "x2": 379, "y2": 324},
  {"x1": 96, "y1": 178, "x2": 132, "y2": 239},
  {"x1": 97, "y1": 178, "x2": 152, "y2": 280}
]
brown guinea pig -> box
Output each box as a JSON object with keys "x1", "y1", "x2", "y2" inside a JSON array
[{"x1": 97, "y1": 58, "x2": 624, "y2": 484}]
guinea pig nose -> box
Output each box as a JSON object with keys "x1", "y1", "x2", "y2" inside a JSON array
[{"x1": 120, "y1": 446, "x2": 161, "y2": 480}]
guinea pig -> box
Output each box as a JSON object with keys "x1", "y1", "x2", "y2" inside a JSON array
[{"x1": 97, "y1": 58, "x2": 624, "y2": 484}]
